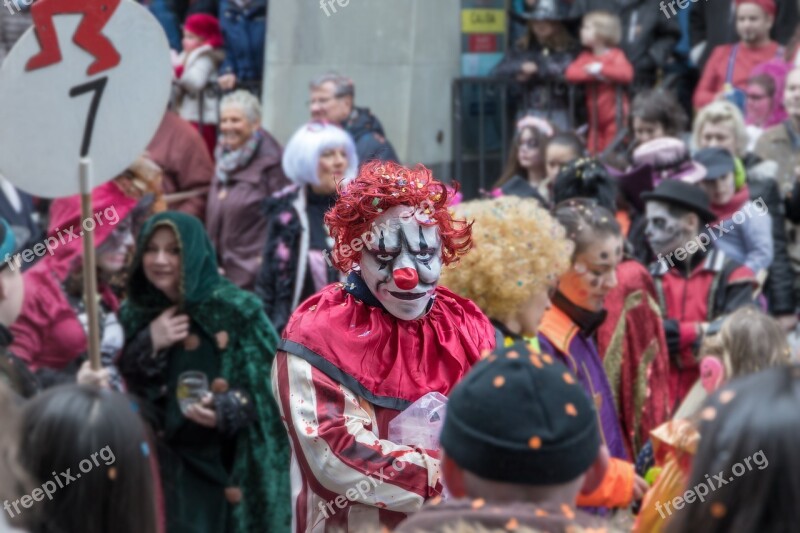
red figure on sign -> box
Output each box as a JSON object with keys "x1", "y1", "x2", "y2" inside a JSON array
[{"x1": 25, "y1": 0, "x2": 122, "y2": 75}]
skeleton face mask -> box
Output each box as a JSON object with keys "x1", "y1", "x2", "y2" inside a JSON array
[
  {"x1": 359, "y1": 205, "x2": 442, "y2": 321},
  {"x1": 644, "y1": 201, "x2": 693, "y2": 258}
]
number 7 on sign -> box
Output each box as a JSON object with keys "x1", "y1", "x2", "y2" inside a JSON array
[
  {"x1": 25, "y1": 0, "x2": 122, "y2": 76},
  {"x1": 69, "y1": 77, "x2": 108, "y2": 158}
]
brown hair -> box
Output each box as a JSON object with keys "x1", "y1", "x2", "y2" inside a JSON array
[
  {"x1": 583, "y1": 11, "x2": 622, "y2": 47},
  {"x1": 553, "y1": 198, "x2": 621, "y2": 260},
  {"x1": 630, "y1": 89, "x2": 688, "y2": 136},
  {"x1": 701, "y1": 306, "x2": 791, "y2": 377},
  {"x1": 494, "y1": 126, "x2": 549, "y2": 188}
]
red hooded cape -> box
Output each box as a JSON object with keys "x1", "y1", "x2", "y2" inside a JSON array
[{"x1": 596, "y1": 260, "x2": 671, "y2": 458}]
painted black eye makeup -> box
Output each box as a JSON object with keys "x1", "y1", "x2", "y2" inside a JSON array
[
  {"x1": 374, "y1": 231, "x2": 397, "y2": 267},
  {"x1": 375, "y1": 252, "x2": 397, "y2": 265},
  {"x1": 415, "y1": 248, "x2": 434, "y2": 260}
]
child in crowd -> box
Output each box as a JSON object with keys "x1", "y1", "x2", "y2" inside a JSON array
[
  {"x1": 543, "y1": 132, "x2": 585, "y2": 183},
  {"x1": 664, "y1": 365, "x2": 796, "y2": 531},
  {"x1": 492, "y1": 116, "x2": 554, "y2": 206},
  {"x1": 634, "y1": 307, "x2": 790, "y2": 532},
  {"x1": 566, "y1": 11, "x2": 633, "y2": 155},
  {"x1": 173, "y1": 14, "x2": 225, "y2": 158}
]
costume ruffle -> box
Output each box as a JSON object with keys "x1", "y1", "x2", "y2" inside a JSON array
[{"x1": 280, "y1": 279, "x2": 495, "y2": 410}]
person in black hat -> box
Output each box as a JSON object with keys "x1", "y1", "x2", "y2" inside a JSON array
[
  {"x1": 396, "y1": 341, "x2": 610, "y2": 533},
  {"x1": 695, "y1": 146, "x2": 774, "y2": 277},
  {"x1": 492, "y1": 0, "x2": 581, "y2": 131},
  {"x1": 642, "y1": 179, "x2": 757, "y2": 409}
]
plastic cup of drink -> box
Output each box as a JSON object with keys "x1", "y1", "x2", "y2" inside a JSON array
[{"x1": 177, "y1": 371, "x2": 209, "y2": 416}]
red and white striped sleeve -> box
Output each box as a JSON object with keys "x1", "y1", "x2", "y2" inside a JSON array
[{"x1": 272, "y1": 351, "x2": 442, "y2": 513}]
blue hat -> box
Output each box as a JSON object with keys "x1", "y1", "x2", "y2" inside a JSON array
[{"x1": 694, "y1": 147, "x2": 736, "y2": 180}]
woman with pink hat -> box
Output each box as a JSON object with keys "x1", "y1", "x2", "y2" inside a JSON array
[{"x1": 173, "y1": 14, "x2": 225, "y2": 158}]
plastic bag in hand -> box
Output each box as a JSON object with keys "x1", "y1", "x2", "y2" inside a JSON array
[{"x1": 387, "y1": 392, "x2": 448, "y2": 451}]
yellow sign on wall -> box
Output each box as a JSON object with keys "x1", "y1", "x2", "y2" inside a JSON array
[{"x1": 461, "y1": 8, "x2": 506, "y2": 34}]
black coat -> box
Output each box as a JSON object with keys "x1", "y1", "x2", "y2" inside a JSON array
[
  {"x1": 744, "y1": 153, "x2": 796, "y2": 315},
  {"x1": 344, "y1": 107, "x2": 399, "y2": 165},
  {"x1": 255, "y1": 187, "x2": 340, "y2": 335},
  {"x1": 690, "y1": 0, "x2": 798, "y2": 69},
  {"x1": 498, "y1": 175, "x2": 549, "y2": 207},
  {"x1": 491, "y1": 40, "x2": 581, "y2": 130}
]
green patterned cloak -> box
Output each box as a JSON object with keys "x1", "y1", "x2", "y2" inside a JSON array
[{"x1": 119, "y1": 211, "x2": 290, "y2": 532}]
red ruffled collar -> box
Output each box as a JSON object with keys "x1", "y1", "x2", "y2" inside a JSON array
[{"x1": 280, "y1": 280, "x2": 494, "y2": 410}]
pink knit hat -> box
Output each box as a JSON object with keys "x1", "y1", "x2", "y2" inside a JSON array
[{"x1": 184, "y1": 14, "x2": 224, "y2": 49}]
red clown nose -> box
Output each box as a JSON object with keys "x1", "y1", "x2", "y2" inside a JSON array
[{"x1": 393, "y1": 268, "x2": 419, "y2": 290}]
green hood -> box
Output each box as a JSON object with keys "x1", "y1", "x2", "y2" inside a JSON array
[
  {"x1": 120, "y1": 211, "x2": 291, "y2": 532},
  {"x1": 127, "y1": 211, "x2": 219, "y2": 314}
]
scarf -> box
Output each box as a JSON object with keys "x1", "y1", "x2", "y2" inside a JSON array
[
  {"x1": 710, "y1": 184, "x2": 750, "y2": 226},
  {"x1": 551, "y1": 291, "x2": 608, "y2": 338},
  {"x1": 214, "y1": 129, "x2": 264, "y2": 184}
]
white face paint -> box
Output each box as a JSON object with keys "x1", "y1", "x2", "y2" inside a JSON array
[
  {"x1": 359, "y1": 205, "x2": 442, "y2": 321},
  {"x1": 645, "y1": 201, "x2": 689, "y2": 257}
]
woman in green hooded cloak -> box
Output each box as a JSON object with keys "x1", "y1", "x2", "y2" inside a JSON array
[{"x1": 118, "y1": 211, "x2": 290, "y2": 533}]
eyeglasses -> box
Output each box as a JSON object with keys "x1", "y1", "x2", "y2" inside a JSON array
[
  {"x1": 745, "y1": 92, "x2": 769, "y2": 101},
  {"x1": 519, "y1": 140, "x2": 539, "y2": 150},
  {"x1": 307, "y1": 95, "x2": 344, "y2": 107}
]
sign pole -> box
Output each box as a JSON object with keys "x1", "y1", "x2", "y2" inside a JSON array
[
  {"x1": 80, "y1": 157, "x2": 102, "y2": 370},
  {"x1": 0, "y1": 0, "x2": 173, "y2": 374}
]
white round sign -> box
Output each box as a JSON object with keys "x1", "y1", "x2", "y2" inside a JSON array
[{"x1": 0, "y1": 0, "x2": 172, "y2": 198}]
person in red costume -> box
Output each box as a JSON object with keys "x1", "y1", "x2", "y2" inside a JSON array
[
  {"x1": 25, "y1": 0, "x2": 121, "y2": 75},
  {"x1": 9, "y1": 173, "x2": 147, "y2": 390},
  {"x1": 693, "y1": 0, "x2": 782, "y2": 111},
  {"x1": 271, "y1": 161, "x2": 495, "y2": 532},
  {"x1": 566, "y1": 11, "x2": 633, "y2": 154},
  {"x1": 642, "y1": 180, "x2": 757, "y2": 407}
]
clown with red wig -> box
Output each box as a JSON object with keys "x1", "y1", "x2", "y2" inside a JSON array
[{"x1": 271, "y1": 161, "x2": 495, "y2": 532}]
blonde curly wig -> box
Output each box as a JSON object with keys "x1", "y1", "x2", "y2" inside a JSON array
[{"x1": 441, "y1": 196, "x2": 573, "y2": 323}]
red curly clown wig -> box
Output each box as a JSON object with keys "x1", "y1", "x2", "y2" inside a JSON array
[{"x1": 324, "y1": 161, "x2": 473, "y2": 273}]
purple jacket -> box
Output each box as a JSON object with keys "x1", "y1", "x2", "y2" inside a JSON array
[{"x1": 538, "y1": 295, "x2": 628, "y2": 462}]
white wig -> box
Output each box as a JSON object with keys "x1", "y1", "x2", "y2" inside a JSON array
[{"x1": 281, "y1": 122, "x2": 359, "y2": 187}]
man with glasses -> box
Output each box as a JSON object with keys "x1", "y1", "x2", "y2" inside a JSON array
[{"x1": 309, "y1": 72, "x2": 399, "y2": 165}]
